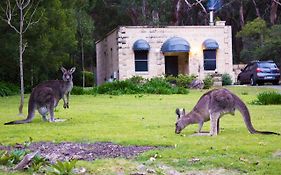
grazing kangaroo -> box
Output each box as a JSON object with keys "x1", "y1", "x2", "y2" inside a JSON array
[
  {"x1": 175, "y1": 88, "x2": 280, "y2": 136},
  {"x1": 4, "y1": 67, "x2": 76, "y2": 125}
]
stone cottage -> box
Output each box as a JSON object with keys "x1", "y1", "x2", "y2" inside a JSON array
[{"x1": 95, "y1": 22, "x2": 233, "y2": 85}]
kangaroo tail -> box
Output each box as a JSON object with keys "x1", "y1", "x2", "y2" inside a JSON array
[
  {"x1": 5, "y1": 94, "x2": 36, "y2": 125},
  {"x1": 254, "y1": 131, "x2": 280, "y2": 135},
  {"x1": 4, "y1": 119, "x2": 32, "y2": 125},
  {"x1": 233, "y1": 94, "x2": 280, "y2": 135}
]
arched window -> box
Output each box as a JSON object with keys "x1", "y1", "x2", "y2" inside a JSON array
[
  {"x1": 133, "y1": 39, "x2": 150, "y2": 72},
  {"x1": 202, "y1": 39, "x2": 219, "y2": 71}
]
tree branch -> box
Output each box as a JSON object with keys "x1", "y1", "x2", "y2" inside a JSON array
[
  {"x1": 3, "y1": 0, "x2": 20, "y2": 33},
  {"x1": 273, "y1": 0, "x2": 281, "y2": 6},
  {"x1": 23, "y1": 0, "x2": 41, "y2": 33}
]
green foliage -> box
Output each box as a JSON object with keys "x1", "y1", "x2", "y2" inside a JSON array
[
  {"x1": 0, "y1": 82, "x2": 19, "y2": 97},
  {"x1": 48, "y1": 160, "x2": 77, "y2": 175},
  {"x1": 254, "y1": 25, "x2": 281, "y2": 66},
  {"x1": 128, "y1": 76, "x2": 146, "y2": 84},
  {"x1": 222, "y1": 73, "x2": 233, "y2": 86},
  {"x1": 96, "y1": 77, "x2": 189, "y2": 95},
  {"x1": 237, "y1": 18, "x2": 267, "y2": 38},
  {"x1": 71, "y1": 86, "x2": 97, "y2": 95},
  {"x1": 29, "y1": 154, "x2": 49, "y2": 173},
  {"x1": 175, "y1": 74, "x2": 196, "y2": 88},
  {"x1": 0, "y1": 150, "x2": 27, "y2": 166},
  {"x1": 165, "y1": 74, "x2": 196, "y2": 88},
  {"x1": 84, "y1": 71, "x2": 95, "y2": 87},
  {"x1": 252, "y1": 91, "x2": 281, "y2": 105},
  {"x1": 203, "y1": 75, "x2": 214, "y2": 89},
  {"x1": 72, "y1": 86, "x2": 85, "y2": 95},
  {"x1": 0, "y1": 151, "x2": 10, "y2": 165}
]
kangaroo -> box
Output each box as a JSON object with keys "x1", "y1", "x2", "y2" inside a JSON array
[
  {"x1": 4, "y1": 67, "x2": 76, "y2": 125},
  {"x1": 175, "y1": 88, "x2": 280, "y2": 136}
]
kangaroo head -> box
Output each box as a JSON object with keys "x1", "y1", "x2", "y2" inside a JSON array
[
  {"x1": 61, "y1": 67, "x2": 76, "y2": 82},
  {"x1": 175, "y1": 108, "x2": 187, "y2": 134}
]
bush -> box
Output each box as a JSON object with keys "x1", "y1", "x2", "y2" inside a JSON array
[
  {"x1": 71, "y1": 86, "x2": 85, "y2": 95},
  {"x1": 222, "y1": 73, "x2": 233, "y2": 86},
  {"x1": 127, "y1": 76, "x2": 146, "y2": 84},
  {"x1": 84, "y1": 71, "x2": 95, "y2": 87},
  {"x1": 95, "y1": 77, "x2": 189, "y2": 95},
  {"x1": 176, "y1": 74, "x2": 196, "y2": 88},
  {"x1": 252, "y1": 91, "x2": 281, "y2": 105},
  {"x1": 71, "y1": 86, "x2": 98, "y2": 95},
  {"x1": 203, "y1": 75, "x2": 214, "y2": 89},
  {"x1": 97, "y1": 80, "x2": 140, "y2": 95},
  {"x1": 0, "y1": 82, "x2": 19, "y2": 97}
]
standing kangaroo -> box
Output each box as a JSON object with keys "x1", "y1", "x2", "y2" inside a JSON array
[
  {"x1": 4, "y1": 67, "x2": 76, "y2": 125},
  {"x1": 175, "y1": 88, "x2": 280, "y2": 136}
]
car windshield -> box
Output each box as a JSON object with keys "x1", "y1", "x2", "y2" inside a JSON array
[{"x1": 258, "y1": 63, "x2": 277, "y2": 68}]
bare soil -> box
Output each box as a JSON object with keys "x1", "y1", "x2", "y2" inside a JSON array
[{"x1": 0, "y1": 142, "x2": 159, "y2": 163}]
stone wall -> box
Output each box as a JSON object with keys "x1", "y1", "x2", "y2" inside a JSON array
[{"x1": 96, "y1": 24, "x2": 234, "y2": 85}]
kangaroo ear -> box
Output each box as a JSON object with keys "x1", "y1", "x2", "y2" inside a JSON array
[
  {"x1": 175, "y1": 108, "x2": 181, "y2": 120},
  {"x1": 70, "y1": 67, "x2": 76, "y2": 73},
  {"x1": 182, "y1": 108, "x2": 186, "y2": 116},
  {"x1": 61, "y1": 67, "x2": 67, "y2": 73}
]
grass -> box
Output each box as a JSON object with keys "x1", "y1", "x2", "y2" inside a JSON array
[{"x1": 0, "y1": 86, "x2": 280, "y2": 174}]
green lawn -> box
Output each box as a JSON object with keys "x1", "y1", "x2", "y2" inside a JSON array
[{"x1": 0, "y1": 86, "x2": 280, "y2": 174}]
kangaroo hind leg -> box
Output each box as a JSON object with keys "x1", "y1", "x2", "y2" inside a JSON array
[
  {"x1": 210, "y1": 112, "x2": 220, "y2": 136},
  {"x1": 38, "y1": 106, "x2": 49, "y2": 121}
]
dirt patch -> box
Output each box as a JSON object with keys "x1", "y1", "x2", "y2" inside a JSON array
[{"x1": 0, "y1": 142, "x2": 160, "y2": 163}]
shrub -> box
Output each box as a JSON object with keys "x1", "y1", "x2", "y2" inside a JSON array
[
  {"x1": 0, "y1": 82, "x2": 19, "y2": 97},
  {"x1": 84, "y1": 71, "x2": 95, "y2": 87},
  {"x1": 95, "y1": 77, "x2": 189, "y2": 95},
  {"x1": 252, "y1": 91, "x2": 281, "y2": 105},
  {"x1": 176, "y1": 74, "x2": 196, "y2": 88},
  {"x1": 203, "y1": 75, "x2": 214, "y2": 89},
  {"x1": 97, "y1": 80, "x2": 140, "y2": 95},
  {"x1": 222, "y1": 73, "x2": 233, "y2": 86},
  {"x1": 127, "y1": 76, "x2": 146, "y2": 84},
  {"x1": 71, "y1": 86, "x2": 85, "y2": 95},
  {"x1": 165, "y1": 75, "x2": 177, "y2": 85}
]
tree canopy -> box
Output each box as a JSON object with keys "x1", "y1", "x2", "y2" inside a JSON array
[{"x1": 0, "y1": 0, "x2": 280, "y2": 87}]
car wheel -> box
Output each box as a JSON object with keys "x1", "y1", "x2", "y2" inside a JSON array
[
  {"x1": 250, "y1": 76, "x2": 256, "y2": 86},
  {"x1": 273, "y1": 81, "x2": 279, "y2": 85}
]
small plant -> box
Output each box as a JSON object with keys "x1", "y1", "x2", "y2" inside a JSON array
[
  {"x1": 28, "y1": 154, "x2": 49, "y2": 173},
  {"x1": 48, "y1": 160, "x2": 77, "y2": 175},
  {"x1": 252, "y1": 91, "x2": 281, "y2": 105},
  {"x1": 0, "y1": 151, "x2": 10, "y2": 165},
  {"x1": 0, "y1": 150, "x2": 28, "y2": 166},
  {"x1": 222, "y1": 73, "x2": 233, "y2": 86},
  {"x1": 203, "y1": 75, "x2": 214, "y2": 89}
]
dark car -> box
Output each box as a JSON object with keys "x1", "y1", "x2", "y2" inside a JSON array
[{"x1": 237, "y1": 60, "x2": 280, "y2": 86}]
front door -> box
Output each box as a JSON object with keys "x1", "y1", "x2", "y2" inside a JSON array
[{"x1": 165, "y1": 56, "x2": 178, "y2": 76}]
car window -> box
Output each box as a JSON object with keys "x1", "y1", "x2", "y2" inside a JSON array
[{"x1": 258, "y1": 63, "x2": 277, "y2": 68}]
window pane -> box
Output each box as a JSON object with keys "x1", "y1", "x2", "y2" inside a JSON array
[
  {"x1": 135, "y1": 50, "x2": 148, "y2": 72},
  {"x1": 204, "y1": 50, "x2": 216, "y2": 70},
  {"x1": 135, "y1": 61, "x2": 148, "y2": 71},
  {"x1": 204, "y1": 60, "x2": 216, "y2": 70},
  {"x1": 135, "y1": 51, "x2": 148, "y2": 60}
]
